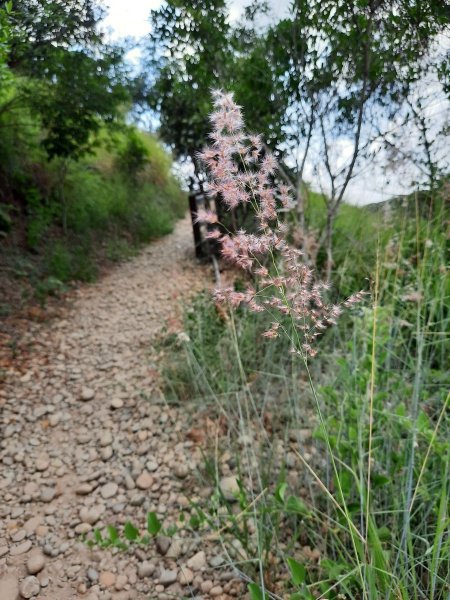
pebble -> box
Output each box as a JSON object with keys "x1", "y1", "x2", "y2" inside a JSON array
[
  {"x1": 178, "y1": 567, "x2": 194, "y2": 585},
  {"x1": 110, "y1": 398, "x2": 124, "y2": 409},
  {"x1": 156, "y1": 535, "x2": 171, "y2": 555},
  {"x1": 201, "y1": 580, "x2": 214, "y2": 593},
  {"x1": 11, "y1": 529, "x2": 26, "y2": 542},
  {"x1": 115, "y1": 574, "x2": 128, "y2": 591},
  {"x1": 219, "y1": 476, "x2": 240, "y2": 501},
  {"x1": 174, "y1": 464, "x2": 189, "y2": 479},
  {"x1": 99, "y1": 571, "x2": 116, "y2": 588},
  {"x1": 100, "y1": 482, "x2": 118, "y2": 499},
  {"x1": 135, "y1": 471, "x2": 153, "y2": 490},
  {"x1": 159, "y1": 569, "x2": 177, "y2": 586},
  {"x1": 137, "y1": 561, "x2": 155, "y2": 578},
  {"x1": 40, "y1": 487, "x2": 56, "y2": 503},
  {"x1": 166, "y1": 539, "x2": 183, "y2": 559},
  {"x1": 20, "y1": 576, "x2": 41, "y2": 599},
  {"x1": 36, "y1": 456, "x2": 50, "y2": 471},
  {"x1": 210, "y1": 585, "x2": 223, "y2": 596},
  {"x1": 80, "y1": 505, "x2": 104, "y2": 525},
  {"x1": 80, "y1": 387, "x2": 95, "y2": 401},
  {"x1": 87, "y1": 568, "x2": 99, "y2": 582},
  {"x1": 76, "y1": 483, "x2": 93, "y2": 495},
  {"x1": 0, "y1": 218, "x2": 220, "y2": 600},
  {"x1": 187, "y1": 550, "x2": 206, "y2": 571},
  {"x1": 27, "y1": 552, "x2": 46, "y2": 575},
  {"x1": 10, "y1": 540, "x2": 32, "y2": 556}
]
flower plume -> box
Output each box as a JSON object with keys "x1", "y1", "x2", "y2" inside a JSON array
[{"x1": 199, "y1": 91, "x2": 364, "y2": 358}]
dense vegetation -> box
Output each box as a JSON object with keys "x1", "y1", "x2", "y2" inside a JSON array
[
  {"x1": 0, "y1": 1, "x2": 185, "y2": 311},
  {"x1": 161, "y1": 183, "x2": 449, "y2": 599}
]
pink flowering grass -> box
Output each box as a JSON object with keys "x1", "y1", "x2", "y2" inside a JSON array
[{"x1": 198, "y1": 90, "x2": 365, "y2": 358}]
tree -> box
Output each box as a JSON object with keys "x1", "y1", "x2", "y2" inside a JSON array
[
  {"x1": 145, "y1": 0, "x2": 287, "y2": 174},
  {"x1": 8, "y1": 0, "x2": 104, "y2": 75},
  {"x1": 267, "y1": 0, "x2": 450, "y2": 279}
]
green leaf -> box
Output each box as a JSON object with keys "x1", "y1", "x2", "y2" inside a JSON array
[
  {"x1": 371, "y1": 473, "x2": 390, "y2": 488},
  {"x1": 275, "y1": 482, "x2": 288, "y2": 504},
  {"x1": 107, "y1": 526, "x2": 119, "y2": 543},
  {"x1": 287, "y1": 557, "x2": 306, "y2": 585},
  {"x1": 417, "y1": 410, "x2": 430, "y2": 433},
  {"x1": 377, "y1": 526, "x2": 391, "y2": 542},
  {"x1": 335, "y1": 470, "x2": 352, "y2": 495},
  {"x1": 94, "y1": 528, "x2": 103, "y2": 544},
  {"x1": 123, "y1": 521, "x2": 139, "y2": 541},
  {"x1": 189, "y1": 514, "x2": 201, "y2": 530},
  {"x1": 285, "y1": 495, "x2": 310, "y2": 516},
  {"x1": 290, "y1": 591, "x2": 314, "y2": 600},
  {"x1": 248, "y1": 583, "x2": 266, "y2": 600},
  {"x1": 147, "y1": 512, "x2": 162, "y2": 536}
]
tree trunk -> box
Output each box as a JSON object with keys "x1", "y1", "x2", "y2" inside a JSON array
[
  {"x1": 325, "y1": 209, "x2": 334, "y2": 283},
  {"x1": 296, "y1": 179, "x2": 305, "y2": 232},
  {"x1": 59, "y1": 160, "x2": 68, "y2": 235}
]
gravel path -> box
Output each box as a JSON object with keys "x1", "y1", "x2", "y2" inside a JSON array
[{"x1": 0, "y1": 217, "x2": 243, "y2": 600}]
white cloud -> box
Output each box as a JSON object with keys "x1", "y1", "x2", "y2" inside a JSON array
[{"x1": 103, "y1": 0, "x2": 161, "y2": 40}]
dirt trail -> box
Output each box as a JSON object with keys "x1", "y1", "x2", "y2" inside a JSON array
[{"x1": 0, "y1": 217, "x2": 242, "y2": 600}]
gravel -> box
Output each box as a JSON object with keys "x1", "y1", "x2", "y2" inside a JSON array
[{"x1": 0, "y1": 218, "x2": 244, "y2": 598}]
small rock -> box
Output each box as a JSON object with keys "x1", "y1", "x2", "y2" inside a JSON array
[
  {"x1": 209, "y1": 554, "x2": 225, "y2": 567},
  {"x1": 159, "y1": 569, "x2": 177, "y2": 586},
  {"x1": 178, "y1": 567, "x2": 194, "y2": 585},
  {"x1": 23, "y1": 482, "x2": 39, "y2": 496},
  {"x1": 10, "y1": 540, "x2": 32, "y2": 556},
  {"x1": 145, "y1": 460, "x2": 158, "y2": 472},
  {"x1": 24, "y1": 516, "x2": 43, "y2": 535},
  {"x1": 130, "y1": 493, "x2": 145, "y2": 506},
  {"x1": 100, "y1": 446, "x2": 113, "y2": 461},
  {"x1": 80, "y1": 387, "x2": 95, "y2": 401},
  {"x1": 75, "y1": 523, "x2": 92, "y2": 534},
  {"x1": 137, "y1": 561, "x2": 155, "y2": 578},
  {"x1": 187, "y1": 550, "x2": 206, "y2": 571},
  {"x1": 75, "y1": 483, "x2": 93, "y2": 496},
  {"x1": 174, "y1": 464, "x2": 189, "y2": 479},
  {"x1": 80, "y1": 505, "x2": 104, "y2": 525},
  {"x1": 99, "y1": 571, "x2": 116, "y2": 588},
  {"x1": 136, "y1": 471, "x2": 153, "y2": 490},
  {"x1": 156, "y1": 536, "x2": 171, "y2": 556},
  {"x1": 48, "y1": 413, "x2": 60, "y2": 427},
  {"x1": 110, "y1": 398, "x2": 123, "y2": 409},
  {"x1": 35, "y1": 456, "x2": 50, "y2": 471},
  {"x1": 210, "y1": 585, "x2": 223, "y2": 597},
  {"x1": 201, "y1": 580, "x2": 213, "y2": 593},
  {"x1": 87, "y1": 568, "x2": 99, "y2": 583},
  {"x1": 99, "y1": 431, "x2": 113, "y2": 447},
  {"x1": 27, "y1": 552, "x2": 45, "y2": 575},
  {"x1": 114, "y1": 574, "x2": 128, "y2": 591},
  {"x1": 0, "y1": 546, "x2": 9, "y2": 557},
  {"x1": 20, "y1": 576, "x2": 41, "y2": 599},
  {"x1": 40, "y1": 487, "x2": 56, "y2": 503},
  {"x1": 100, "y1": 482, "x2": 118, "y2": 499},
  {"x1": 11, "y1": 529, "x2": 26, "y2": 542},
  {"x1": 219, "y1": 476, "x2": 240, "y2": 501},
  {"x1": 166, "y1": 539, "x2": 183, "y2": 559}
]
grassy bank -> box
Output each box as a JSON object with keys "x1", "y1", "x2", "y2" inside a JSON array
[{"x1": 0, "y1": 112, "x2": 186, "y2": 312}]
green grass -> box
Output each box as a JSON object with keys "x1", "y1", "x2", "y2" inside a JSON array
[
  {"x1": 0, "y1": 101, "x2": 187, "y2": 300},
  {"x1": 161, "y1": 192, "x2": 449, "y2": 599}
]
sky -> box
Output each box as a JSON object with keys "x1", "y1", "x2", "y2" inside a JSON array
[{"x1": 102, "y1": 0, "x2": 448, "y2": 205}]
